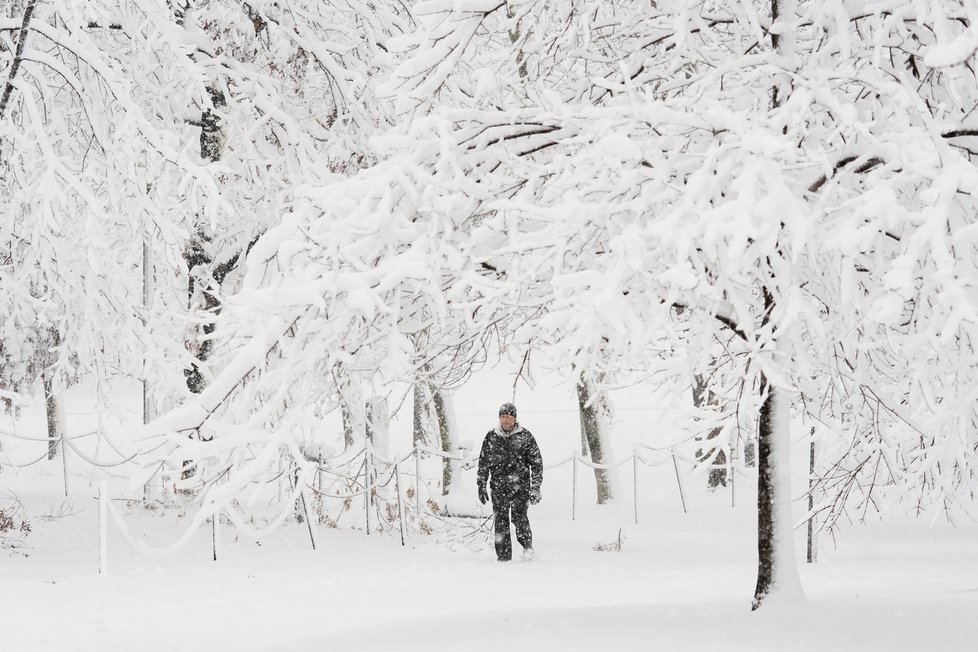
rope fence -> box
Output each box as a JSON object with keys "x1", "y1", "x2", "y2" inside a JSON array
[{"x1": 95, "y1": 440, "x2": 767, "y2": 574}]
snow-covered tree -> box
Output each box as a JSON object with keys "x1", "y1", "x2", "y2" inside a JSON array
[
  {"x1": 132, "y1": 0, "x2": 978, "y2": 615},
  {"x1": 2, "y1": 0, "x2": 409, "y2": 491},
  {"x1": 364, "y1": 0, "x2": 978, "y2": 608},
  {"x1": 0, "y1": 0, "x2": 225, "y2": 464},
  {"x1": 170, "y1": 0, "x2": 408, "y2": 398}
]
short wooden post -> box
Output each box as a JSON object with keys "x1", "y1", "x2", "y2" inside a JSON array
[
  {"x1": 301, "y1": 489, "x2": 317, "y2": 550},
  {"x1": 62, "y1": 435, "x2": 70, "y2": 497},
  {"x1": 365, "y1": 445, "x2": 372, "y2": 535},
  {"x1": 211, "y1": 512, "x2": 219, "y2": 561},
  {"x1": 730, "y1": 447, "x2": 736, "y2": 508},
  {"x1": 414, "y1": 446, "x2": 421, "y2": 512},
  {"x1": 633, "y1": 453, "x2": 639, "y2": 525},
  {"x1": 395, "y1": 463, "x2": 407, "y2": 546},
  {"x1": 672, "y1": 451, "x2": 687, "y2": 514}
]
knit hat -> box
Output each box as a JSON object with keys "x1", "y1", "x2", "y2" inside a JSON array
[{"x1": 498, "y1": 402, "x2": 517, "y2": 418}]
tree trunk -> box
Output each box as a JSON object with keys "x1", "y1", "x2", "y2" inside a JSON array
[
  {"x1": 40, "y1": 327, "x2": 65, "y2": 463},
  {"x1": 181, "y1": 83, "x2": 230, "y2": 479},
  {"x1": 184, "y1": 83, "x2": 228, "y2": 395},
  {"x1": 341, "y1": 404, "x2": 359, "y2": 451},
  {"x1": 340, "y1": 371, "x2": 366, "y2": 451},
  {"x1": 142, "y1": 239, "x2": 154, "y2": 426},
  {"x1": 751, "y1": 0, "x2": 804, "y2": 610},
  {"x1": 505, "y1": 2, "x2": 528, "y2": 79},
  {"x1": 143, "y1": 240, "x2": 158, "y2": 498},
  {"x1": 366, "y1": 397, "x2": 389, "y2": 458},
  {"x1": 412, "y1": 381, "x2": 431, "y2": 448},
  {"x1": 0, "y1": 0, "x2": 38, "y2": 121},
  {"x1": 432, "y1": 387, "x2": 459, "y2": 496},
  {"x1": 142, "y1": 383, "x2": 157, "y2": 497},
  {"x1": 42, "y1": 373, "x2": 64, "y2": 461},
  {"x1": 579, "y1": 406, "x2": 590, "y2": 457},
  {"x1": 184, "y1": 225, "x2": 215, "y2": 396},
  {"x1": 576, "y1": 375, "x2": 618, "y2": 504},
  {"x1": 751, "y1": 379, "x2": 803, "y2": 609},
  {"x1": 751, "y1": 281, "x2": 802, "y2": 608}
]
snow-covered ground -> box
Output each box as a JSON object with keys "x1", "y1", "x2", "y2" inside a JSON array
[
  {"x1": 3, "y1": 468, "x2": 977, "y2": 651},
  {"x1": 2, "y1": 377, "x2": 977, "y2": 651}
]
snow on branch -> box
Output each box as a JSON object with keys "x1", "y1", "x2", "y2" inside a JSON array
[{"x1": 0, "y1": 0, "x2": 38, "y2": 121}]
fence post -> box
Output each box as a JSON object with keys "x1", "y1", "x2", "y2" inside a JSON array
[
  {"x1": 98, "y1": 481, "x2": 108, "y2": 575},
  {"x1": 571, "y1": 455, "x2": 577, "y2": 521},
  {"x1": 211, "y1": 512, "x2": 219, "y2": 561},
  {"x1": 633, "y1": 452, "x2": 639, "y2": 525},
  {"x1": 300, "y1": 489, "x2": 317, "y2": 551},
  {"x1": 62, "y1": 434, "x2": 70, "y2": 497},
  {"x1": 365, "y1": 444, "x2": 372, "y2": 536},
  {"x1": 672, "y1": 451, "x2": 687, "y2": 514},
  {"x1": 807, "y1": 429, "x2": 817, "y2": 563},
  {"x1": 730, "y1": 446, "x2": 736, "y2": 508},
  {"x1": 414, "y1": 446, "x2": 421, "y2": 512},
  {"x1": 395, "y1": 463, "x2": 407, "y2": 546}
]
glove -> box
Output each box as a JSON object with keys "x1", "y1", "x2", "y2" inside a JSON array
[
  {"x1": 529, "y1": 489, "x2": 541, "y2": 505},
  {"x1": 478, "y1": 485, "x2": 489, "y2": 505}
]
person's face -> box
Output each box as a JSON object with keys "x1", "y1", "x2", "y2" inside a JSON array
[{"x1": 499, "y1": 414, "x2": 516, "y2": 431}]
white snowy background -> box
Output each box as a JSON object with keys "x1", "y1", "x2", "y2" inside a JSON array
[{"x1": 3, "y1": 0, "x2": 978, "y2": 650}]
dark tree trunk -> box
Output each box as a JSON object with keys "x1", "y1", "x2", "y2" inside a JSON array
[
  {"x1": 0, "y1": 0, "x2": 38, "y2": 121},
  {"x1": 184, "y1": 226, "x2": 213, "y2": 396},
  {"x1": 750, "y1": 0, "x2": 803, "y2": 610},
  {"x1": 181, "y1": 83, "x2": 228, "y2": 479},
  {"x1": 750, "y1": 286, "x2": 801, "y2": 609},
  {"x1": 752, "y1": 371, "x2": 776, "y2": 609},
  {"x1": 200, "y1": 85, "x2": 226, "y2": 162},
  {"x1": 184, "y1": 84, "x2": 228, "y2": 396},
  {"x1": 43, "y1": 374, "x2": 61, "y2": 461},
  {"x1": 39, "y1": 328, "x2": 64, "y2": 461}
]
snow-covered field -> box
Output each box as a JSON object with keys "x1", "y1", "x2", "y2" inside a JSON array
[
  {"x1": 2, "y1": 378, "x2": 977, "y2": 651},
  {"x1": 3, "y1": 460, "x2": 977, "y2": 651},
  {"x1": 2, "y1": 491, "x2": 976, "y2": 651}
]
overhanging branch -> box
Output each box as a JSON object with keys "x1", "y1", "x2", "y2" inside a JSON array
[
  {"x1": 0, "y1": 0, "x2": 38, "y2": 121},
  {"x1": 942, "y1": 129, "x2": 978, "y2": 139},
  {"x1": 672, "y1": 301, "x2": 748, "y2": 341},
  {"x1": 808, "y1": 155, "x2": 885, "y2": 194}
]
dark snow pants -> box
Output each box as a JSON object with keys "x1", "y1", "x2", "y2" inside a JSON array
[{"x1": 492, "y1": 492, "x2": 532, "y2": 561}]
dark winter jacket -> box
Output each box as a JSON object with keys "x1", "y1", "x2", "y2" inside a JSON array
[{"x1": 476, "y1": 424, "x2": 543, "y2": 499}]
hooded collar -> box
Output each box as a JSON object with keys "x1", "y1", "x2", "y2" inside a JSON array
[{"x1": 494, "y1": 421, "x2": 523, "y2": 437}]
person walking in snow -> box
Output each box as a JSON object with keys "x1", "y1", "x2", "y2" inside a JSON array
[{"x1": 476, "y1": 402, "x2": 543, "y2": 562}]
